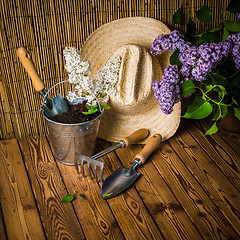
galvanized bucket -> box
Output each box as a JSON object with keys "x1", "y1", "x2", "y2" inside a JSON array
[{"x1": 41, "y1": 81, "x2": 103, "y2": 165}]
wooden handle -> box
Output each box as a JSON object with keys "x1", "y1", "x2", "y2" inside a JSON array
[
  {"x1": 120, "y1": 129, "x2": 149, "y2": 146},
  {"x1": 17, "y1": 47, "x2": 45, "y2": 92},
  {"x1": 135, "y1": 134, "x2": 162, "y2": 164}
]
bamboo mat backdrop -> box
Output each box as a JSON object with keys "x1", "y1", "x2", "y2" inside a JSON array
[{"x1": 0, "y1": 0, "x2": 235, "y2": 139}]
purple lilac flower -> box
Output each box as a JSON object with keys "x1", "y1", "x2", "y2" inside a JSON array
[
  {"x1": 178, "y1": 40, "x2": 233, "y2": 82},
  {"x1": 152, "y1": 65, "x2": 180, "y2": 114},
  {"x1": 232, "y1": 44, "x2": 240, "y2": 70},
  {"x1": 237, "y1": 13, "x2": 240, "y2": 21},
  {"x1": 149, "y1": 30, "x2": 192, "y2": 55},
  {"x1": 227, "y1": 33, "x2": 240, "y2": 70}
]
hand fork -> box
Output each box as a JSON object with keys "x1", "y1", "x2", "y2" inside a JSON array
[{"x1": 75, "y1": 129, "x2": 149, "y2": 182}]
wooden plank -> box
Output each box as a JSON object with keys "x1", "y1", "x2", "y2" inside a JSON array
[
  {"x1": 195, "y1": 119, "x2": 240, "y2": 157},
  {"x1": 0, "y1": 202, "x2": 7, "y2": 240},
  {"x1": 167, "y1": 126, "x2": 240, "y2": 237},
  {"x1": 95, "y1": 140, "x2": 164, "y2": 240},
  {"x1": 111, "y1": 141, "x2": 203, "y2": 240},
  {"x1": 182, "y1": 120, "x2": 240, "y2": 190},
  {"x1": 51, "y1": 148, "x2": 125, "y2": 239},
  {"x1": 0, "y1": 139, "x2": 45, "y2": 240},
  {"x1": 18, "y1": 136, "x2": 85, "y2": 240}
]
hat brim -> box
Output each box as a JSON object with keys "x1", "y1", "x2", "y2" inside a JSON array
[{"x1": 81, "y1": 17, "x2": 181, "y2": 143}]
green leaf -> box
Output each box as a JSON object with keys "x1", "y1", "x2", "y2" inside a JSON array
[
  {"x1": 170, "y1": 50, "x2": 181, "y2": 66},
  {"x1": 173, "y1": 6, "x2": 183, "y2": 24},
  {"x1": 196, "y1": 24, "x2": 222, "y2": 38},
  {"x1": 229, "y1": 71, "x2": 240, "y2": 87},
  {"x1": 100, "y1": 104, "x2": 110, "y2": 110},
  {"x1": 78, "y1": 193, "x2": 86, "y2": 199},
  {"x1": 197, "y1": 31, "x2": 220, "y2": 44},
  {"x1": 234, "y1": 108, "x2": 240, "y2": 120},
  {"x1": 85, "y1": 104, "x2": 97, "y2": 110},
  {"x1": 209, "y1": 73, "x2": 227, "y2": 87},
  {"x1": 183, "y1": 96, "x2": 213, "y2": 119},
  {"x1": 222, "y1": 27, "x2": 230, "y2": 42},
  {"x1": 227, "y1": 0, "x2": 240, "y2": 13},
  {"x1": 224, "y1": 20, "x2": 240, "y2": 32},
  {"x1": 82, "y1": 108, "x2": 99, "y2": 115},
  {"x1": 186, "y1": 18, "x2": 197, "y2": 41},
  {"x1": 196, "y1": 6, "x2": 213, "y2": 23},
  {"x1": 205, "y1": 122, "x2": 218, "y2": 135},
  {"x1": 212, "y1": 105, "x2": 228, "y2": 121},
  {"x1": 61, "y1": 194, "x2": 75, "y2": 203},
  {"x1": 180, "y1": 80, "x2": 196, "y2": 97}
]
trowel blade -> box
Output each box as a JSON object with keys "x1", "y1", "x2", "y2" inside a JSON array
[
  {"x1": 43, "y1": 93, "x2": 69, "y2": 117},
  {"x1": 101, "y1": 167, "x2": 140, "y2": 199}
]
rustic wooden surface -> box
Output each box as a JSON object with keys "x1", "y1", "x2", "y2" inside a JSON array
[{"x1": 0, "y1": 119, "x2": 240, "y2": 240}]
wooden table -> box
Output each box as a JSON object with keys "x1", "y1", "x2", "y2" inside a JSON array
[{"x1": 0, "y1": 119, "x2": 240, "y2": 240}]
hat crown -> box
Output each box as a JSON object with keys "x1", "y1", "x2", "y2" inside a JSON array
[{"x1": 112, "y1": 44, "x2": 161, "y2": 109}]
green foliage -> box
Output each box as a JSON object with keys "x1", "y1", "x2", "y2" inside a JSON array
[
  {"x1": 224, "y1": 20, "x2": 240, "y2": 32},
  {"x1": 171, "y1": 3, "x2": 240, "y2": 135},
  {"x1": 183, "y1": 96, "x2": 213, "y2": 119},
  {"x1": 196, "y1": 6, "x2": 213, "y2": 23},
  {"x1": 205, "y1": 122, "x2": 218, "y2": 135},
  {"x1": 173, "y1": 6, "x2": 183, "y2": 24},
  {"x1": 61, "y1": 194, "x2": 75, "y2": 203},
  {"x1": 61, "y1": 191, "x2": 85, "y2": 203},
  {"x1": 170, "y1": 50, "x2": 181, "y2": 67},
  {"x1": 227, "y1": 0, "x2": 240, "y2": 13},
  {"x1": 186, "y1": 18, "x2": 197, "y2": 41},
  {"x1": 180, "y1": 80, "x2": 196, "y2": 97},
  {"x1": 82, "y1": 104, "x2": 110, "y2": 115},
  {"x1": 197, "y1": 31, "x2": 220, "y2": 44},
  {"x1": 234, "y1": 107, "x2": 240, "y2": 120}
]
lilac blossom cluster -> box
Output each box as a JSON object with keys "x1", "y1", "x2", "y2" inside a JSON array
[
  {"x1": 152, "y1": 65, "x2": 180, "y2": 114},
  {"x1": 227, "y1": 33, "x2": 240, "y2": 70},
  {"x1": 237, "y1": 13, "x2": 240, "y2": 21},
  {"x1": 149, "y1": 30, "x2": 192, "y2": 55},
  {"x1": 179, "y1": 41, "x2": 233, "y2": 81},
  {"x1": 150, "y1": 30, "x2": 240, "y2": 115}
]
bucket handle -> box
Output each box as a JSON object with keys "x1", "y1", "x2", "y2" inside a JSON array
[{"x1": 39, "y1": 80, "x2": 103, "y2": 113}]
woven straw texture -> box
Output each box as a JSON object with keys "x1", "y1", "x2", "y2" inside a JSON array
[{"x1": 0, "y1": 0, "x2": 236, "y2": 139}]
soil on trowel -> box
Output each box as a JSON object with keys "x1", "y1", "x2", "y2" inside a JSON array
[{"x1": 48, "y1": 101, "x2": 101, "y2": 124}]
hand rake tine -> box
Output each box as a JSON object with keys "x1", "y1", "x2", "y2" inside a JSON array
[
  {"x1": 87, "y1": 162, "x2": 92, "y2": 179},
  {"x1": 94, "y1": 165, "x2": 98, "y2": 182},
  {"x1": 100, "y1": 165, "x2": 104, "y2": 182},
  {"x1": 81, "y1": 159, "x2": 85, "y2": 177},
  {"x1": 75, "y1": 156, "x2": 80, "y2": 174}
]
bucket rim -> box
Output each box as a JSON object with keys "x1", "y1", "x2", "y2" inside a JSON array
[{"x1": 43, "y1": 109, "x2": 104, "y2": 126}]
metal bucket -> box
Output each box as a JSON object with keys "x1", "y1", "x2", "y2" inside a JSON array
[{"x1": 41, "y1": 82, "x2": 103, "y2": 165}]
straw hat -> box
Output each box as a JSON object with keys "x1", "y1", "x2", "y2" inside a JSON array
[{"x1": 81, "y1": 17, "x2": 181, "y2": 143}]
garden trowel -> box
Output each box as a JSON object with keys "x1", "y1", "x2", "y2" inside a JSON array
[
  {"x1": 75, "y1": 129, "x2": 149, "y2": 182},
  {"x1": 17, "y1": 47, "x2": 69, "y2": 117},
  {"x1": 101, "y1": 134, "x2": 162, "y2": 199}
]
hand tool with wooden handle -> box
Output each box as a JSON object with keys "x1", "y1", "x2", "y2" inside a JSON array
[
  {"x1": 101, "y1": 134, "x2": 162, "y2": 199},
  {"x1": 75, "y1": 129, "x2": 149, "y2": 182},
  {"x1": 17, "y1": 47, "x2": 69, "y2": 117}
]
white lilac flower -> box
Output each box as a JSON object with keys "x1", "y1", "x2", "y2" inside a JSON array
[{"x1": 63, "y1": 46, "x2": 121, "y2": 105}]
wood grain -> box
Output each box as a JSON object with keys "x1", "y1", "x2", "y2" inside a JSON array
[
  {"x1": 0, "y1": 201, "x2": 7, "y2": 240},
  {"x1": 18, "y1": 136, "x2": 85, "y2": 240},
  {"x1": 152, "y1": 139, "x2": 239, "y2": 239},
  {"x1": 0, "y1": 139, "x2": 46, "y2": 240},
  {"x1": 168, "y1": 125, "x2": 240, "y2": 237},
  {"x1": 112, "y1": 141, "x2": 202, "y2": 240},
  {"x1": 96, "y1": 140, "x2": 164, "y2": 240},
  {"x1": 52, "y1": 148, "x2": 125, "y2": 239},
  {"x1": 196, "y1": 119, "x2": 240, "y2": 157}
]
